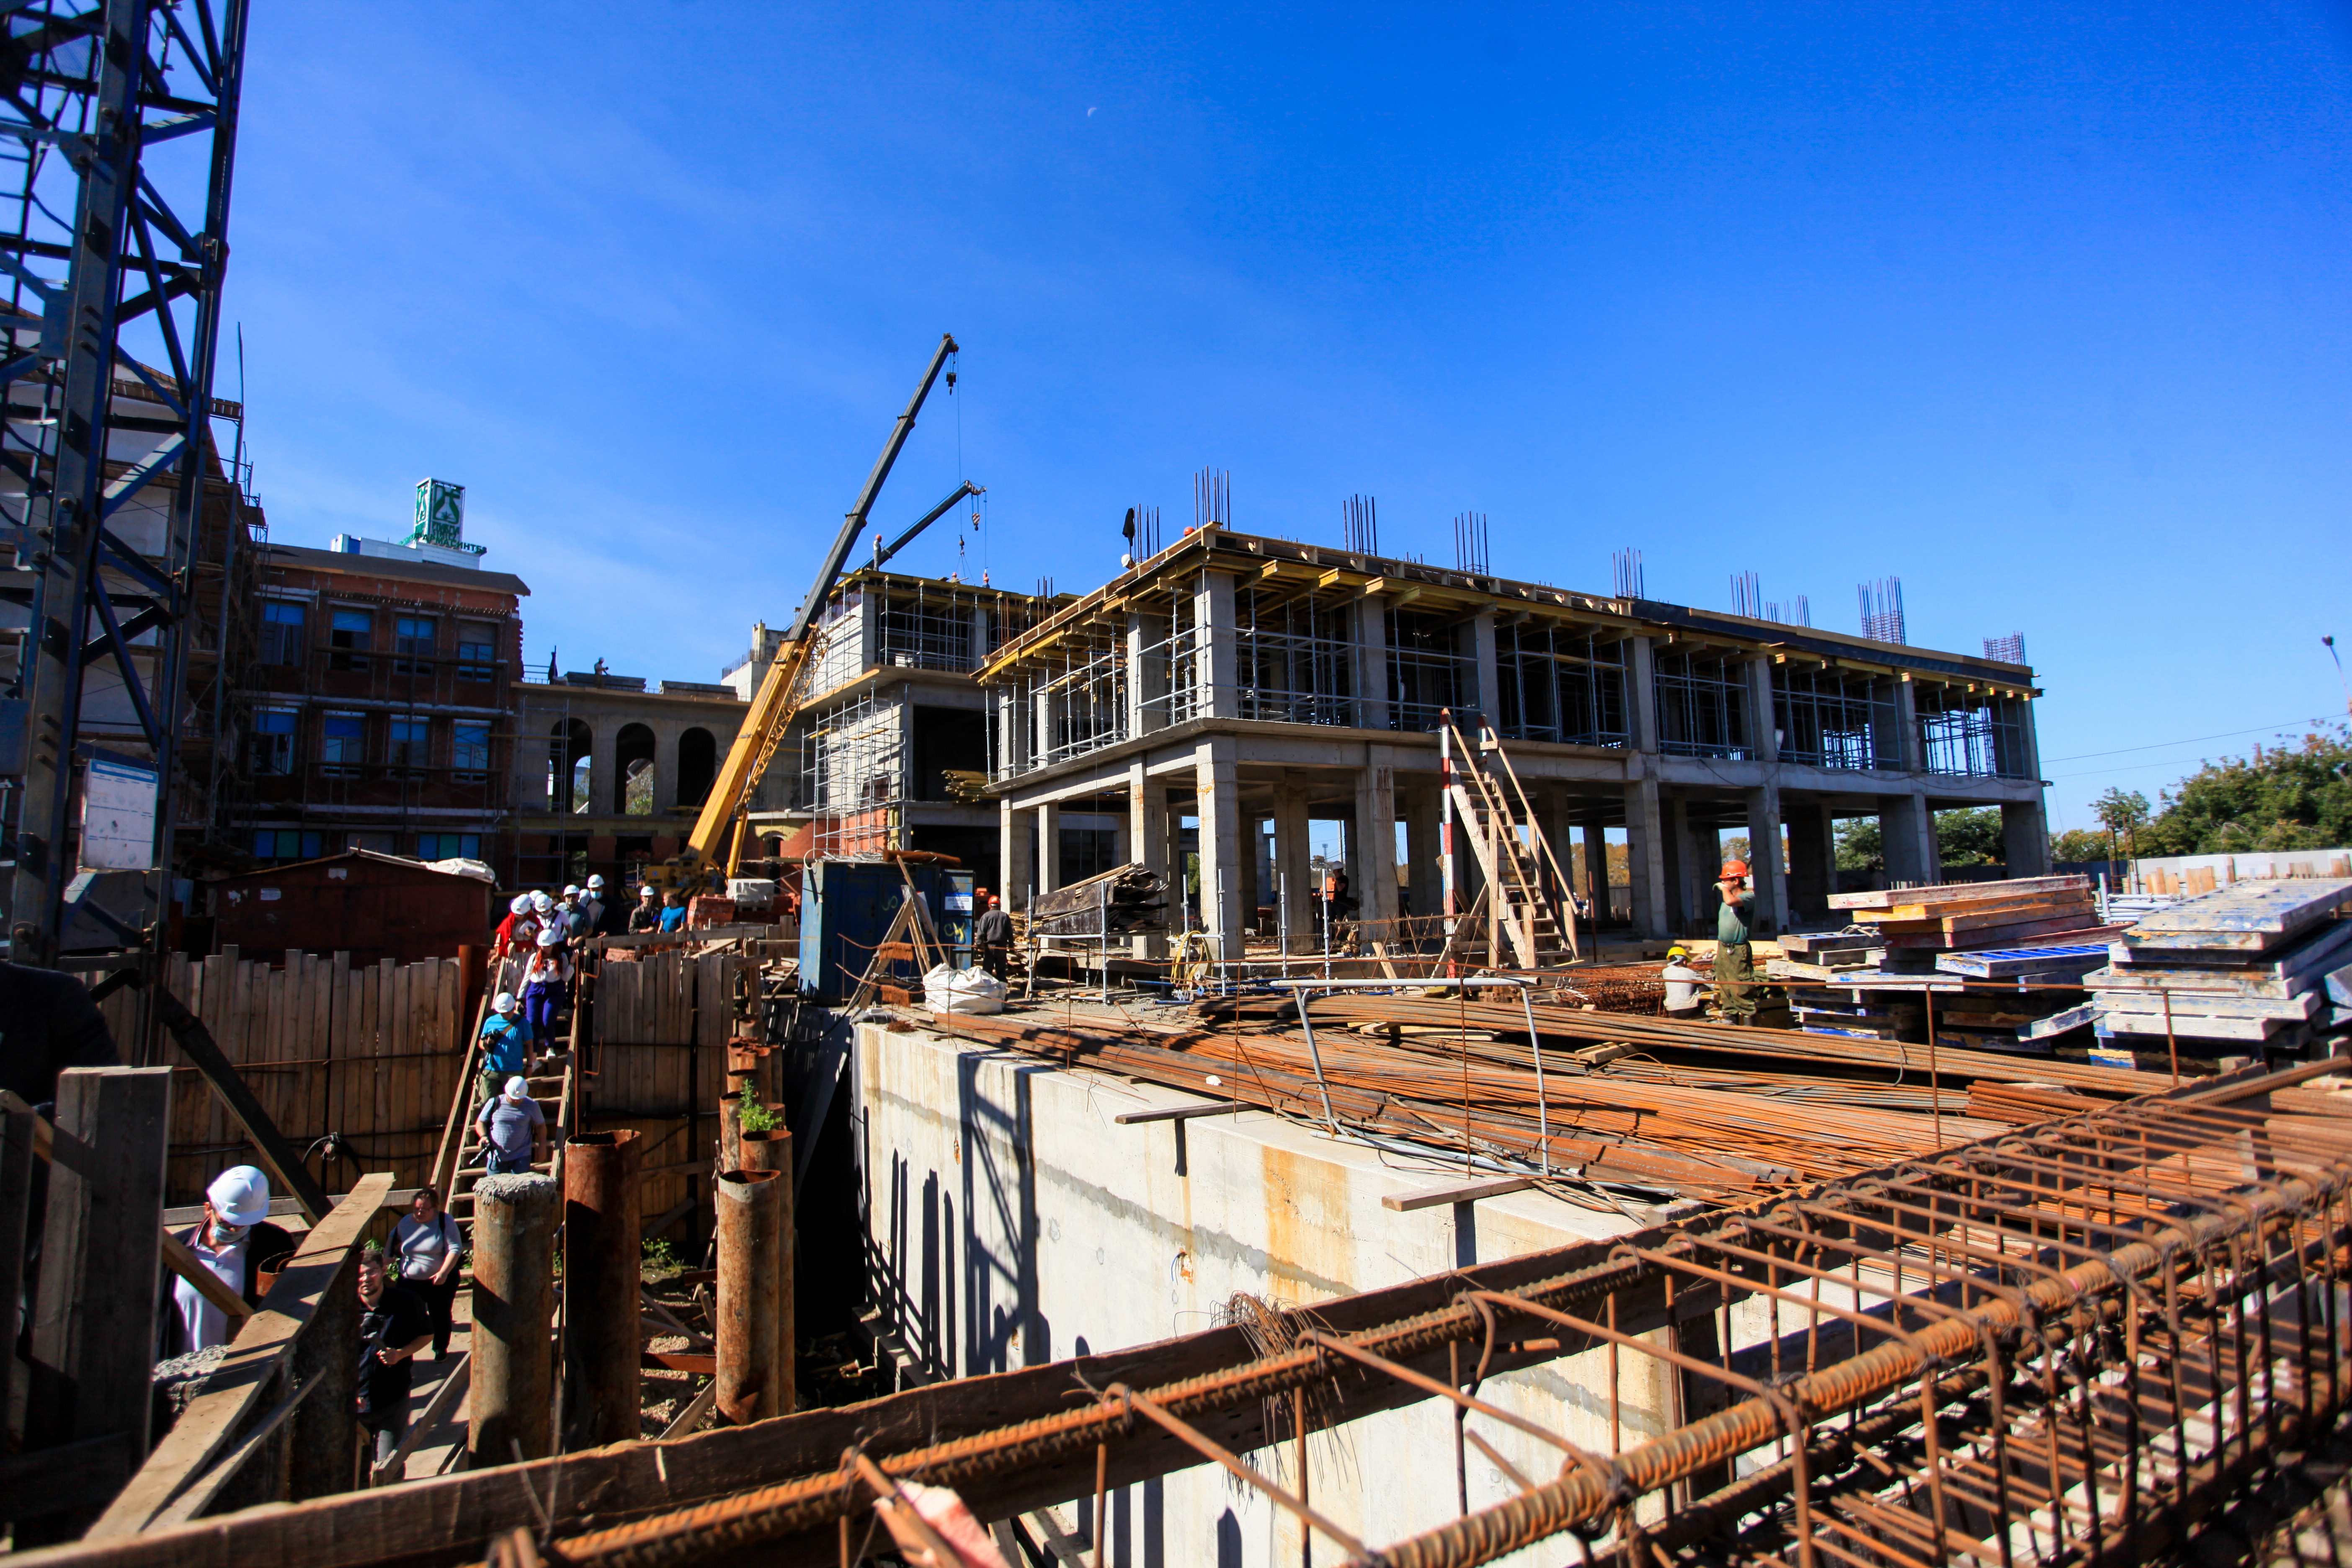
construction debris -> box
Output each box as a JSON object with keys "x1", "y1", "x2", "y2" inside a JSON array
[{"x1": 1024, "y1": 863, "x2": 1169, "y2": 938}]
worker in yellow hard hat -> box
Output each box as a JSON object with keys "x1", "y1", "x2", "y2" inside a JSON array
[
  {"x1": 1713, "y1": 859, "x2": 1756, "y2": 1025},
  {"x1": 1661, "y1": 944, "x2": 1710, "y2": 1019}
]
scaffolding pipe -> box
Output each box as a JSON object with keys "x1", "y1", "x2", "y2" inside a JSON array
[
  {"x1": 469, "y1": 1173, "x2": 558, "y2": 1466},
  {"x1": 714, "y1": 1169, "x2": 785, "y2": 1425},
  {"x1": 562, "y1": 1131, "x2": 642, "y2": 1452}
]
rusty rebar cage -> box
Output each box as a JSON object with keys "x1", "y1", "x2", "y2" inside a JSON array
[{"x1": 497, "y1": 1061, "x2": 2352, "y2": 1568}]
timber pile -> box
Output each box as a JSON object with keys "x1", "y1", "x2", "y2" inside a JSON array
[
  {"x1": 1831, "y1": 874, "x2": 2102, "y2": 952},
  {"x1": 1027, "y1": 862, "x2": 1168, "y2": 938},
  {"x1": 2083, "y1": 878, "x2": 2352, "y2": 1053}
]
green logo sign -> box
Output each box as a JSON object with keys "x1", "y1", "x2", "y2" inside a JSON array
[{"x1": 405, "y1": 478, "x2": 485, "y2": 554}]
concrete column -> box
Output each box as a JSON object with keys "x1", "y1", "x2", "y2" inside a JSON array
[
  {"x1": 1033, "y1": 684, "x2": 1056, "y2": 771},
  {"x1": 1194, "y1": 736, "x2": 1243, "y2": 960},
  {"x1": 1035, "y1": 802, "x2": 1061, "y2": 894},
  {"x1": 1583, "y1": 820, "x2": 1610, "y2": 921},
  {"x1": 1464, "y1": 610, "x2": 1499, "y2": 721},
  {"x1": 1355, "y1": 759, "x2": 1400, "y2": 933},
  {"x1": 1744, "y1": 784, "x2": 1788, "y2": 935},
  {"x1": 1405, "y1": 786, "x2": 1442, "y2": 919},
  {"x1": 1236, "y1": 811, "x2": 1260, "y2": 939},
  {"x1": 1130, "y1": 764, "x2": 1168, "y2": 958},
  {"x1": 1354, "y1": 599, "x2": 1391, "y2": 731},
  {"x1": 1880, "y1": 791, "x2": 1939, "y2": 886},
  {"x1": 1623, "y1": 776, "x2": 1669, "y2": 939},
  {"x1": 2003, "y1": 800, "x2": 2051, "y2": 876},
  {"x1": 1273, "y1": 786, "x2": 1313, "y2": 954},
  {"x1": 1894, "y1": 676, "x2": 1924, "y2": 773},
  {"x1": 1627, "y1": 636, "x2": 1660, "y2": 754},
  {"x1": 1127, "y1": 612, "x2": 1168, "y2": 735},
  {"x1": 1661, "y1": 793, "x2": 1691, "y2": 934},
  {"x1": 1748, "y1": 658, "x2": 1779, "y2": 763},
  {"x1": 1196, "y1": 570, "x2": 1240, "y2": 720},
  {"x1": 999, "y1": 797, "x2": 1031, "y2": 912},
  {"x1": 856, "y1": 585, "x2": 880, "y2": 673},
  {"x1": 1785, "y1": 801, "x2": 1837, "y2": 922},
  {"x1": 970, "y1": 605, "x2": 992, "y2": 670}
]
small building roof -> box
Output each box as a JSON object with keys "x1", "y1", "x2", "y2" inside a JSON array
[
  {"x1": 211, "y1": 848, "x2": 496, "y2": 885},
  {"x1": 261, "y1": 541, "x2": 530, "y2": 597}
]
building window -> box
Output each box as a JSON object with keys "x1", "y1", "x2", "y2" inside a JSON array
[
  {"x1": 417, "y1": 832, "x2": 482, "y2": 861},
  {"x1": 321, "y1": 713, "x2": 366, "y2": 774},
  {"x1": 249, "y1": 709, "x2": 297, "y2": 774},
  {"x1": 260, "y1": 600, "x2": 306, "y2": 665},
  {"x1": 330, "y1": 608, "x2": 373, "y2": 671},
  {"x1": 389, "y1": 717, "x2": 430, "y2": 774},
  {"x1": 452, "y1": 720, "x2": 490, "y2": 778},
  {"x1": 252, "y1": 829, "x2": 324, "y2": 861},
  {"x1": 456, "y1": 622, "x2": 497, "y2": 682},
  {"x1": 350, "y1": 831, "x2": 397, "y2": 854},
  {"x1": 395, "y1": 615, "x2": 436, "y2": 675}
]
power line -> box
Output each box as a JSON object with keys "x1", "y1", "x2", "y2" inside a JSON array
[{"x1": 2042, "y1": 714, "x2": 2338, "y2": 765}]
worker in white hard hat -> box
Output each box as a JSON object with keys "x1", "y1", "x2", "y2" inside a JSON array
[
  {"x1": 490, "y1": 893, "x2": 536, "y2": 963},
  {"x1": 477, "y1": 990, "x2": 535, "y2": 1110},
  {"x1": 475, "y1": 1075, "x2": 547, "y2": 1176},
  {"x1": 530, "y1": 890, "x2": 554, "y2": 916},
  {"x1": 581, "y1": 874, "x2": 608, "y2": 937},
  {"x1": 628, "y1": 881, "x2": 661, "y2": 934},
  {"x1": 167, "y1": 1165, "x2": 295, "y2": 1354},
  {"x1": 521, "y1": 924, "x2": 572, "y2": 1044}
]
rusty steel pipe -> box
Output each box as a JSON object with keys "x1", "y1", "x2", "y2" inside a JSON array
[
  {"x1": 717, "y1": 1069, "x2": 757, "y2": 1172},
  {"x1": 714, "y1": 1168, "x2": 784, "y2": 1425},
  {"x1": 469, "y1": 1172, "x2": 559, "y2": 1466},
  {"x1": 562, "y1": 1130, "x2": 642, "y2": 1451},
  {"x1": 738, "y1": 1127, "x2": 796, "y2": 1413}
]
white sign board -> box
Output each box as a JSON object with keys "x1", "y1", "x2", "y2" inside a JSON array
[{"x1": 80, "y1": 752, "x2": 159, "y2": 871}]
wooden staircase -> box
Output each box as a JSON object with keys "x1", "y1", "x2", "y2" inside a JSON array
[
  {"x1": 1439, "y1": 709, "x2": 1581, "y2": 971},
  {"x1": 429, "y1": 955, "x2": 584, "y2": 1218}
]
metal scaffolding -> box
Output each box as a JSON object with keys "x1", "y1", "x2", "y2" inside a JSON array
[
  {"x1": 1917, "y1": 684, "x2": 2034, "y2": 779},
  {"x1": 1237, "y1": 580, "x2": 1354, "y2": 726},
  {"x1": 1773, "y1": 663, "x2": 1901, "y2": 770},
  {"x1": 1387, "y1": 607, "x2": 1474, "y2": 733},
  {"x1": 1653, "y1": 647, "x2": 1755, "y2": 759},
  {"x1": 1495, "y1": 621, "x2": 1629, "y2": 747},
  {"x1": 801, "y1": 681, "x2": 904, "y2": 858}
]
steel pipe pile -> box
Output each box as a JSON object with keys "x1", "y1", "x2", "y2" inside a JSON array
[{"x1": 464, "y1": 1061, "x2": 2352, "y2": 1568}]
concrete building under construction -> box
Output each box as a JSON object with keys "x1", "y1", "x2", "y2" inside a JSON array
[{"x1": 979, "y1": 524, "x2": 2047, "y2": 952}]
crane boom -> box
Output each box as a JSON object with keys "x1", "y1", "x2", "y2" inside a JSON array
[{"x1": 655, "y1": 335, "x2": 968, "y2": 892}]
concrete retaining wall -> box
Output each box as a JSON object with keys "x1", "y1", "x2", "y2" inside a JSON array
[{"x1": 853, "y1": 1019, "x2": 1681, "y2": 1566}]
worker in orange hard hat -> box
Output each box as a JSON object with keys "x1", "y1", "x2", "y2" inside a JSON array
[
  {"x1": 1713, "y1": 857, "x2": 1757, "y2": 1025},
  {"x1": 974, "y1": 894, "x2": 1014, "y2": 983}
]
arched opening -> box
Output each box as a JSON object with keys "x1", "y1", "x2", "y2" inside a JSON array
[
  {"x1": 677, "y1": 727, "x2": 717, "y2": 810},
  {"x1": 615, "y1": 723, "x2": 657, "y2": 815},
  {"x1": 548, "y1": 720, "x2": 593, "y2": 813}
]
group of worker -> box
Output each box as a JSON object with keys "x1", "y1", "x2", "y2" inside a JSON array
[{"x1": 1658, "y1": 857, "x2": 1758, "y2": 1024}]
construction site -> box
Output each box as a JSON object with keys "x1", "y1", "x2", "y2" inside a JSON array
[{"x1": 7, "y1": 8, "x2": 2352, "y2": 1568}]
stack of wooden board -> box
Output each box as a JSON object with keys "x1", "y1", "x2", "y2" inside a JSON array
[
  {"x1": 2084, "y1": 878, "x2": 2352, "y2": 1055},
  {"x1": 1829, "y1": 875, "x2": 2104, "y2": 951}
]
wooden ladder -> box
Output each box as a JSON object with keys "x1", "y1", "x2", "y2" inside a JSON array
[
  {"x1": 1440, "y1": 709, "x2": 1581, "y2": 970},
  {"x1": 433, "y1": 954, "x2": 584, "y2": 1217}
]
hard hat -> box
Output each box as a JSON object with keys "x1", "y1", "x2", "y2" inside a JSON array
[
  {"x1": 586, "y1": 874, "x2": 605, "y2": 890},
  {"x1": 493, "y1": 991, "x2": 518, "y2": 1013},
  {"x1": 531, "y1": 891, "x2": 553, "y2": 911},
  {"x1": 1666, "y1": 944, "x2": 1689, "y2": 959},
  {"x1": 504, "y1": 1075, "x2": 530, "y2": 1100},
  {"x1": 207, "y1": 1165, "x2": 271, "y2": 1228},
  {"x1": 509, "y1": 894, "x2": 531, "y2": 914},
  {"x1": 639, "y1": 882, "x2": 657, "y2": 897},
  {"x1": 1719, "y1": 859, "x2": 1750, "y2": 880},
  {"x1": 989, "y1": 895, "x2": 1001, "y2": 906},
  {"x1": 562, "y1": 884, "x2": 580, "y2": 898},
  {"x1": 536, "y1": 925, "x2": 564, "y2": 947}
]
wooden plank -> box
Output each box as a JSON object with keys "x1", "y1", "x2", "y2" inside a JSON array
[
  {"x1": 1113, "y1": 1100, "x2": 1248, "y2": 1126},
  {"x1": 85, "y1": 1172, "x2": 396, "y2": 1537},
  {"x1": 2127, "y1": 877, "x2": 2352, "y2": 937},
  {"x1": 1381, "y1": 1176, "x2": 1537, "y2": 1212},
  {"x1": 1829, "y1": 874, "x2": 2092, "y2": 911}
]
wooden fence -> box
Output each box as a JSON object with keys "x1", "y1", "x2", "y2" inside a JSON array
[
  {"x1": 95, "y1": 949, "x2": 471, "y2": 1207},
  {"x1": 591, "y1": 951, "x2": 746, "y2": 1235}
]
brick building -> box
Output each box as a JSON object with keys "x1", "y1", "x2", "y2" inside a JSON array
[{"x1": 235, "y1": 523, "x2": 527, "y2": 873}]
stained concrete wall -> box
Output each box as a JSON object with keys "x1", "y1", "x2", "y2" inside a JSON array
[{"x1": 854, "y1": 1020, "x2": 1678, "y2": 1566}]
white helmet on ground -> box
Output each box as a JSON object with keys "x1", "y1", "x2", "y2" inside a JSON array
[{"x1": 207, "y1": 1165, "x2": 271, "y2": 1228}]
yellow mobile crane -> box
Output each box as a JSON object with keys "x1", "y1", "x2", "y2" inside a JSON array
[{"x1": 645, "y1": 333, "x2": 980, "y2": 895}]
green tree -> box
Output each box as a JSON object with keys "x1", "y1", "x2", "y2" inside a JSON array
[
  {"x1": 2048, "y1": 828, "x2": 2112, "y2": 865},
  {"x1": 2137, "y1": 726, "x2": 2352, "y2": 854},
  {"x1": 1933, "y1": 807, "x2": 2005, "y2": 867},
  {"x1": 2090, "y1": 787, "x2": 2151, "y2": 863},
  {"x1": 1834, "y1": 817, "x2": 1882, "y2": 872}
]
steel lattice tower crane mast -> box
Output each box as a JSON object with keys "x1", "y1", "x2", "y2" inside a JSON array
[{"x1": 0, "y1": 1, "x2": 250, "y2": 974}]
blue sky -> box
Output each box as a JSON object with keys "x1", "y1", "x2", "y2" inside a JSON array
[{"x1": 226, "y1": 3, "x2": 2352, "y2": 835}]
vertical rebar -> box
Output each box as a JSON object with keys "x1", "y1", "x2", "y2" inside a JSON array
[
  {"x1": 715, "y1": 1168, "x2": 784, "y2": 1424},
  {"x1": 563, "y1": 1130, "x2": 642, "y2": 1451},
  {"x1": 470, "y1": 1171, "x2": 559, "y2": 1465}
]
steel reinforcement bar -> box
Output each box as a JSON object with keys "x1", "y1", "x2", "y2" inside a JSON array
[{"x1": 496, "y1": 1059, "x2": 2352, "y2": 1568}]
